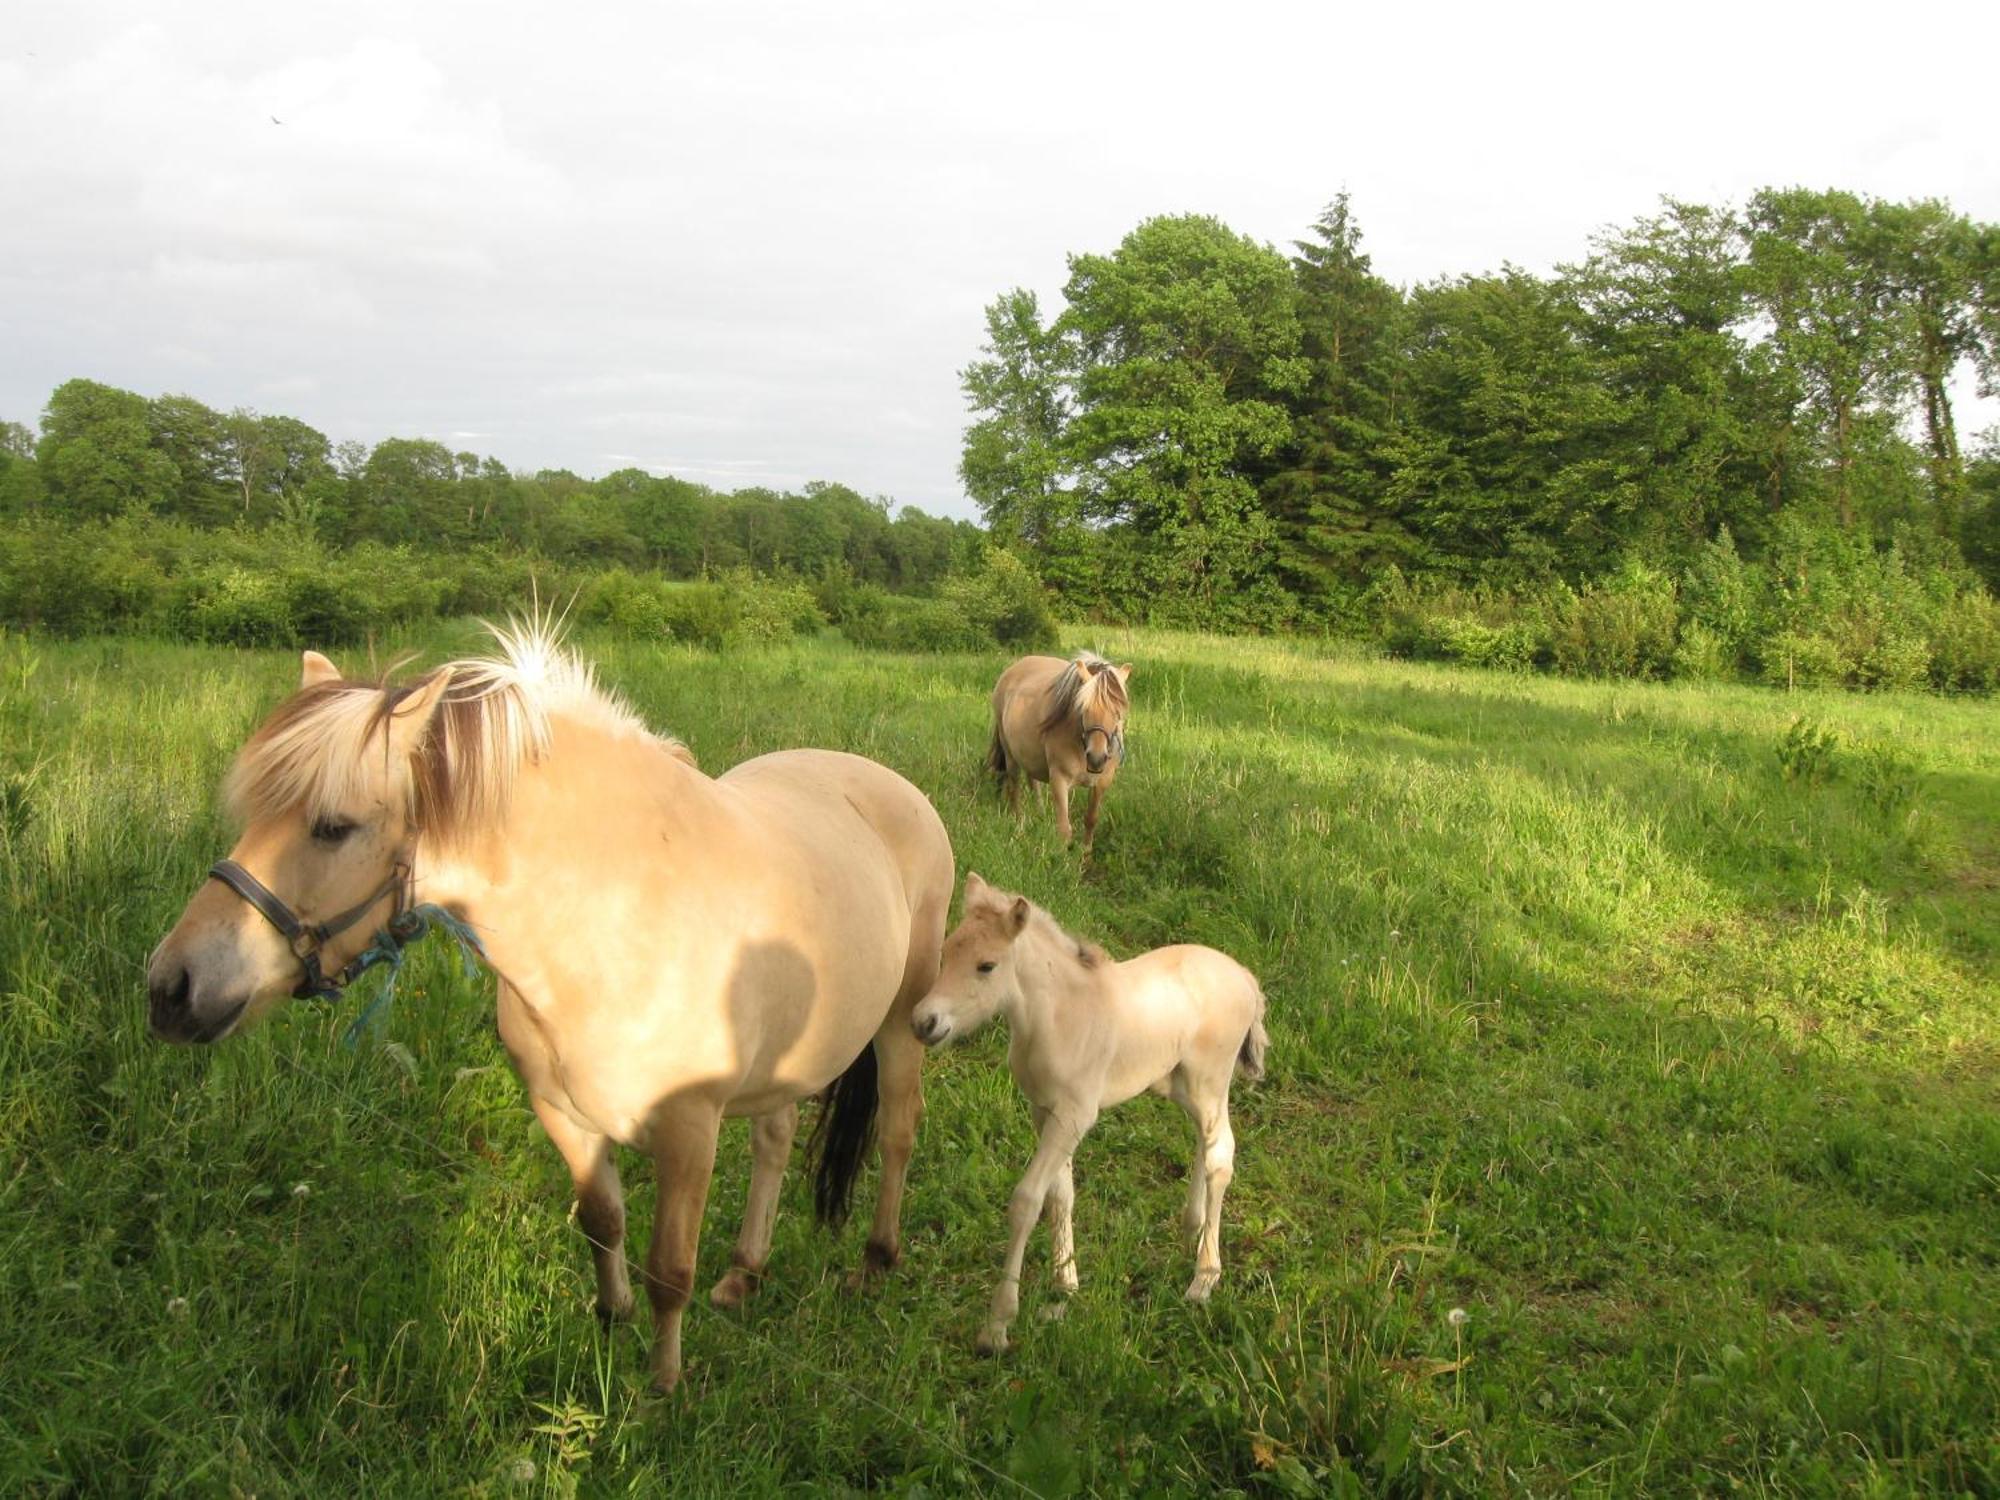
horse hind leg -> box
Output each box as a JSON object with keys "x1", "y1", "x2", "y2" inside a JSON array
[
  {"x1": 529, "y1": 1095, "x2": 634, "y2": 1326},
  {"x1": 711, "y1": 1101, "x2": 798, "y2": 1309},
  {"x1": 852, "y1": 996, "x2": 927, "y2": 1287}
]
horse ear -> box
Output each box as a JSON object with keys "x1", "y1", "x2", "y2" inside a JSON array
[
  {"x1": 1115, "y1": 663, "x2": 1133, "y2": 683},
  {"x1": 1008, "y1": 897, "x2": 1030, "y2": 935},
  {"x1": 387, "y1": 668, "x2": 454, "y2": 758},
  {"x1": 964, "y1": 871, "x2": 988, "y2": 901},
  {"x1": 301, "y1": 650, "x2": 340, "y2": 688}
]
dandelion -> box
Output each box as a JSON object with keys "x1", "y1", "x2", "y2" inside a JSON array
[
  {"x1": 1447, "y1": 1306, "x2": 1470, "y2": 1406},
  {"x1": 505, "y1": 1456, "x2": 537, "y2": 1485},
  {"x1": 166, "y1": 1296, "x2": 190, "y2": 1317},
  {"x1": 290, "y1": 1182, "x2": 311, "y2": 1200},
  {"x1": 1448, "y1": 1307, "x2": 1468, "y2": 1327}
]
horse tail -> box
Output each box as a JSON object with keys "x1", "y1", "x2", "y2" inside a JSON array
[
  {"x1": 807, "y1": 1043, "x2": 879, "y2": 1228},
  {"x1": 985, "y1": 721, "x2": 1009, "y2": 782},
  {"x1": 1236, "y1": 984, "x2": 1269, "y2": 1083}
]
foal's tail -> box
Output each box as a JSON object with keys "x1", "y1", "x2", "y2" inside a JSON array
[
  {"x1": 1236, "y1": 983, "x2": 1270, "y2": 1083},
  {"x1": 806, "y1": 1044, "x2": 879, "y2": 1229}
]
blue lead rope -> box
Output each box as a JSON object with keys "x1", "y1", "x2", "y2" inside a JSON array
[{"x1": 334, "y1": 903, "x2": 490, "y2": 1048}]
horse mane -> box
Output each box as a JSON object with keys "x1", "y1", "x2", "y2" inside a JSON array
[
  {"x1": 1037, "y1": 650, "x2": 1128, "y2": 736},
  {"x1": 224, "y1": 621, "x2": 688, "y2": 847}
]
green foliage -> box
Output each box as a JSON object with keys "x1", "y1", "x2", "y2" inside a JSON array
[
  {"x1": 1776, "y1": 715, "x2": 1842, "y2": 782},
  {"x1": 1543, "y1": 562, "x2": 1681, "y2": 678}
]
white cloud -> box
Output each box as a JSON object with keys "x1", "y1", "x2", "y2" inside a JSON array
[{"x1": 2, "y1": 0, "x2": 1995, "y2": 513}]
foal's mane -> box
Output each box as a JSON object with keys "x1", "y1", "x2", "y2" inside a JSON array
[
  {"x1": 225, "y1": 622, "x2": 687, "y2": 846},
  {"x1": 1037, "y1": 650, "x2": 1127, "y2": 736},
  {"x1": 1020, "y1": 899, "x2": 1109, "y2": 972}
]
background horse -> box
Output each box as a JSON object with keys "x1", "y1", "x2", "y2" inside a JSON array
[
  {"x1": 986, "y1": 651, "x2": 1132, "y2": 851},
  {"x1": 911, "y1": 873, "x2": 1267, "y2": 1353},
  {"x1": 146, "y1": 626, "x2": 953, "y2": 1392}
]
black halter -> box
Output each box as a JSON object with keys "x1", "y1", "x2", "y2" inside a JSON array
[
  {"x1": 1082, "y1": 723, "x2": 1125, "y2": 766},
  {"x1": 208, "y1": 857, "x2": 414, "y2": 1001}
]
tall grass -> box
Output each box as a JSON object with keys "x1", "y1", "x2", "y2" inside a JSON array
[{"x1": 1, "y1": 626, "x2": 1994, "y2": 1495}]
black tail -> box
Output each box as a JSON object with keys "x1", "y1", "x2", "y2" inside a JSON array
[
  {"x1": 806, "y1": 1044, "x2": 878, "y2": 1228},
  {"x1": 985, "y1": 723, "x2": 1009, "y2": 782}
]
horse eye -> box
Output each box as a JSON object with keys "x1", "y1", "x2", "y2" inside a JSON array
[
  {"x1": 976, "y1": 961, "x2": 997, "y2": 974},
  {"x1": 310, "y1": 817, "x2": 359, "y2": 846}
]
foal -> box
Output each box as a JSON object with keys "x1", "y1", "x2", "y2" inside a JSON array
[{"x1": 912, "y1": 874, "x2": 1268, "y2": 1353}]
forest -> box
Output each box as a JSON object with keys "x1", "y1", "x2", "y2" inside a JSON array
[{"x1": 3, "y1": 185, "x2": 1997, "y2": 687}]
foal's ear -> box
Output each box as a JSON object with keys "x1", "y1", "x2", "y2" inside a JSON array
[
  {"x1": 387, "y1": 668, "x2": 455, "y2": 757},
  {"x1": 964, "y1": 870, "x2": 988, "y2": 901},
  {"x1": 1115, "y1": 663, "x2": 1133, "y2": 683},
  {"x1": 1008, "y1": 897, "x2": 1030, "y2": 935},
  {"x1": 300, "y1": 650, "x2": 341, "y2": 688}
]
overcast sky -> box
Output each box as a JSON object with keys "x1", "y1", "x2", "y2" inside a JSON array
[{"x1": 3, "y1": 1, "x2": 1995, "y2": 519}]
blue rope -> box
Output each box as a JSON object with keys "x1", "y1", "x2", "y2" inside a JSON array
[{"x1": 337, "y1": 904, "x2": 489, "y2": 1048}]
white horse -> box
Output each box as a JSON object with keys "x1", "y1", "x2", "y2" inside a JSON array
[{"x1": 911, "y1": 874, "x2": 1268, "y2": 1353}]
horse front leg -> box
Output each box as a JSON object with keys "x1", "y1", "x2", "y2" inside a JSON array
[
  {"x1": 529, "y1": 1096, "x2": 634, "y2": 1324},
  {"x1": 1082, "y1": 783, "x2": 1105, "y2": 853},
  {"x1": 980, "y1": 1109, "x2": 1092, "y2": 1354},
  {"x1": 1048, "y1": 771, "x2": 1076, "y2": 844},
  {"x1": 644, "y1": 1102, "x2": 724, "y2": 1393},
  {"x1": 711, "y1": 1102, "x2": 798, "y2": 1309}
]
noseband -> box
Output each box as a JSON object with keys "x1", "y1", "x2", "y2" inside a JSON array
[
  {"x1": 208, "y1": 858, "x2": 418, "y2": 1001},
  {"x1": 1082, "y1": 724, "x2": 1125, "y2": 766}
]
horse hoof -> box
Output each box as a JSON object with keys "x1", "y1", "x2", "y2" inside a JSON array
[
  {"x1": 1185, "y1": 1272, "x2": 1219, "y2": 1304},
  {"x1": 1037, "y1": 1301, "x2": 1070, "y2": 1323},
  {"x1": 974, "y1": 1326, "x2": 1010, "y2": 1356},
  {"x1": 649, "y1": 1364, "x2": 684, "y2": 1396},
  {"x1": 595, "y1": 1295, "x2": 635, "y2": 1327},
  {"x1": 709, "y1": 1269, "x2": 759, "y2": 1310}
]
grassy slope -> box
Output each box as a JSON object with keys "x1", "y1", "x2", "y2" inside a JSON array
[{"x1": 0, "y1": 625, "x2": 1994, "y2": 1497}]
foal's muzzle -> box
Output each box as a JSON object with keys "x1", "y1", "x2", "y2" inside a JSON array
[{"x1": 911, "y1": 1009, "x2": 951, "y2": 1046}]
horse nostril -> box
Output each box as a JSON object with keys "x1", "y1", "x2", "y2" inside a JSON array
[{"x1": 149, "y1": 969, "x2": 191, "y2": 1030}]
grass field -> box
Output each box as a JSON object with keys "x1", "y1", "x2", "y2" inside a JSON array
[{"x1": 1, "y1": 623, "x2": 1995, "y2": 1497}]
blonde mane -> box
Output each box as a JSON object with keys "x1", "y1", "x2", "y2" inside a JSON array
[
  {"x1": 1037, "y1": 651, "x2": 1128, "y2": 735},
  {"x1": 224, "y1": 622, "x2": 687, "y2": 846}
]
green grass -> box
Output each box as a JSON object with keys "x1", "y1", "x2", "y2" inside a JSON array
[{"x1": 1, "y1": 624, "x2": 1995, "y2": 1497}]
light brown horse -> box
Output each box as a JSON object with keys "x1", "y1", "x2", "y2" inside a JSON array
[
  {"x1": 146, "y1": 626, "x2": 953, "y2": 1392},
  {"x1": 911, "y1": 874, "x2": 1267, "y2": 1353},
  {"x1": 987, "y1": 651, "x2": 1132, "y2": 851}
]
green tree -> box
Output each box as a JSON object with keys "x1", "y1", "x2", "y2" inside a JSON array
[
  {"x1": 959, "y1": 288, "x2": 1075, "y2": 551},
  {"x1": 1260, "y1": 194, "x2": 1410, "y2": 593},
  {"x1": 1743, "y1": 188, "x2": 1913, "y2": 529},
  {"x1": 37, "y1": 379, "x2": 180, "y2": 520},
  {"x1": 1568, "y1": 199, "x2": 1767, "y2": 555},
  {"x1": 1383, "y1": 269, "x2": 1633, "y2": 582},
  {"x1": 1058, "y1": 214, "x2": 1307, "y2": 615}
]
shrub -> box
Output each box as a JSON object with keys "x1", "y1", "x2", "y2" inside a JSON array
[
  {"x1": 938, "y1": 548, "x2": 1059, "y2": 651},
  {"x1": 1670, "y1": 623, "x2": 1733, "y2": 681},
  {"x1": 1759, "y1": 632, "x2": 1851, "y2": 690},
  {"x1": 1544, "y1": 562, "x2": 1679, "y2": 679},
  {"x1": 1927, "y1": 592, "x2": 2000, "y2": 692}
]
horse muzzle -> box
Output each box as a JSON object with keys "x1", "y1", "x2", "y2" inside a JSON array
[{"x1": 146, "y1": 962, "x2": 249, "y2": 1045}]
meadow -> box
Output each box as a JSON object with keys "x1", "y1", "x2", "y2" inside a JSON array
[{"x1": 0, "y1": 623, "x2": 1994, "y2": 1497}]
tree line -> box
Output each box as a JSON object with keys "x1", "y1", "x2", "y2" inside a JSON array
[
  {"x1": 0, "y1": 380, "x2": 982, "y2": 591},
  {"x1": 960, "y1": 188, "x2": 2000, "y2": 687}
]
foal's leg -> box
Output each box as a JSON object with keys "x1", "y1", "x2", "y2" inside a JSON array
[
  {"x1": 710, "y1": 1102, "x2": 798, "y2": 1309},
  {"x1": 530, "y1": 1096, "x2": 634, "y2": 1323},
  {"x1": 981, "y1": 1108, "x2": 1093, "y2": 1354},
  {"x1": 644, "y1": 1102, "x2": 724, "y2": 1393},
  {"x1": 1186, "y1": 1088, "x2": 1236, "y2": 1304},
  {"x1": 1031, "y1": 1106, "x2": 1079, "y2": 1311},
  {"x1": 856, "y1": 1019, "x2": 927, "y2": 1283}
]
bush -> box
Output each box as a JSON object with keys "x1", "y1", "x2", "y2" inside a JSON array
[
  {"x1": 1670, "y1": 623, "x2": 1733, "y2": 682},
  {"x1": 1544, "y1": 562, "x2": 1679, "y2": 679},
  {"x1": 938, "y1": 548, "x2": 1060, "y2": 651},
  {"x1": 1928, "y1": 592, "x2": 2000, "y2": 691},
  {"x1": 1759, "y1": 632, "x2": 1851, "y2": 690}
]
